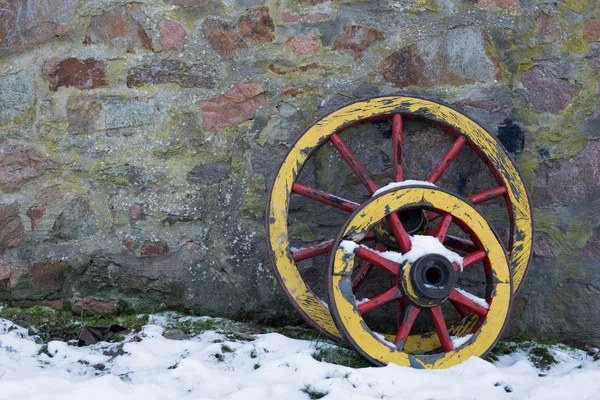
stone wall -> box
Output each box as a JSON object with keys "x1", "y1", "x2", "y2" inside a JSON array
[{"x1": 1, "y1": 0, "x2": 599, "y2": 345}]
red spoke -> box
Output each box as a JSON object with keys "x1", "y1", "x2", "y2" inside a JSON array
[
  {"x1": 292, "y1": 183, "x2": 359, "y2": 213},
  {"x1": 467, "y1": 186, "x2": 507, "y2": 205},
  {"x1": 427, "y1": 136, "x2": 468, "y2": 184},
  {"x1": 450, "y1": 300, "x2": 471, "y2": 318},
  {"x1": 352, "y1": 243, "x2": 387, "y2": 290},
  {"x1": 392, "y1": 114, "x2": 404, "y2": 182},
  {"x1": 429, "y1": 305, "x2": 453, "y2": 352},
  {"x1": 386, "y1": 212, "x2": 412, "y2": 253},
  {"x1": 435, "y1": 214, "x2": 453, "y2": 244},
  {"x1": 448, "y1": 289, "x2": 489, "y2": 318},
  {"x1": 291, "y1": 240, "x2": 333, "y2": 262},
  {"x1": 391, "y1": 276, "x2": 402, "y2": 329},
  {"x1": 355, "y1": 246, "x2": 401, "y2": 275},
  {"x1": 462, "y1": 250, "x2": 487, "y2": 268},
  {"x1": 357, "y1": 287, "x2": 402, "y2": 314},
  {"x1": 426, "y1": 228, "x2": 477, "y2": 253},
  {"x1": 330, "y1": 133, "x2": 379, "y2": 195},
  {"x1": 394, "y1": 305, "x2": 420, "y2": 350},
  {"x1": 292, "y1": 232, "x2": 376, "y2": 263}
]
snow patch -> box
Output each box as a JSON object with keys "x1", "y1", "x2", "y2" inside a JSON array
[
  {"x1": 451, "y1": 334, "x2": 473, "y2": 348},
  {"x1": 353, "y1": 235, "x2": 464, "y2": 269},
  {"x1": 1, "y1": 316, "x2": 600, "y2": 400},
  {"x1": 339, "y1": 240, "x2": 359, "y2": 255},
  {"x1": 455, "y1": 288, "x2": 489, "y2": 309},
  {"x1": 372, "y1": 180, "x2": 436, "y2": 197}
]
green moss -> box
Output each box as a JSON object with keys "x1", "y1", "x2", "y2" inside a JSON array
[
  {"x1": 529, "y1": 346, "x2": 558, "y2": 369},
  {"x1": 534, "y1": 209, "x2": 596, "y2": 258},
  {"x1": 0, "y1": 306, "x2": 148, "y2": 343},
  {"x1": 561, "y1": 0, "x2": 588, "y2": 13},
  {"x1": 169, "y1": 317, "x2": 220, "y2": 336},
  {"x1": 312, "y1": 344, "x2": 371, "y2": 369}
]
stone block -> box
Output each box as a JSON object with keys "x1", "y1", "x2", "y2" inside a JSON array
[
  {"x1": 83, "y1": 7, "x2": 153, "y2": 52},
  {"x1": 199, "y1": 83, "x2": 266, "y2": 132},
  {"x1": 43, "y1": 57, "x2": 108, "y2": 90},
  {"x1": 0, "y1": 0, "x2": 78, "y2": 57},
  {"x1": 29, "y1": 260, "x2": 65, "y2": 291},
  {"x1": 127, "y1": 60, "x2": 218, "y2": 88}
]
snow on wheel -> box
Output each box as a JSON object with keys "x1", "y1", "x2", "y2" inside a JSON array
[
  {"x1": 265, "y1": 95, "x2": 532, "y2": 341},
  {"x1": 328, "y1": 186, "x2": 512, "y2": 368}
]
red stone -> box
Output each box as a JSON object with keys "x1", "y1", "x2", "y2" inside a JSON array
[
  {"x1": 239, "y1": 7, "x2": 275, "y2": 46},
  {"x1": 0, "y1": 204, "x2": 26, "y2": 250},
  {"x1": 142, "y1": 240, "x2": 170, "y2": 255},
  {"x1": 26, "y1": 206, "x2": 45, "y2": 230},
  {"x1": 159, "y1": 19, "x2": 187, "y2": 51},
  {"x1": 199, "y1": 83, "x2": 267, "y2": 132},
  {"x1": 0, "y1": 0, "x2": 78, "y2": 57},
  {"x1": 379, "y1": 45, "x2": 429, "y2": 87},
  {"x1": 184, "y1": 241, "x2": 199, "y2": 250},
  {"x1": 522, "y1": 67, "x2": 580, "y2": 113},
  {"x1": 72, "y1": 296, "x2": 118, "y2": 317},
  {"x1": 0, "y1": 150, "x2": 59, "y2": 191},
  {"x1": 333, "y1": 25, "x2": 384, "y2": 59},
  {"x1": 130, "y1": 203, "x2": 146, "y2": 221},
  {"x1": 43, "y1": 58, "x2": 108, "y2": 90},
  {"x1": 284, "y1": 33, "x2": 321, "y2": 55},
  {"x1": 281, "y1": 86, "x2": 299, "y2": 97},
  {"x1": 40, "y1": 300, "x2": 63, "y2": 311},
  {"x1": 584, "y1": 19, "x2": 600, "y2": 42},
  {"x1": 533, "y1": 13, "x2": 560, "y2": 43},
  {"x1": 451, "y1": 99, "x2": 510, "y2": 113},
  {"x1": 202, "y1": 17, "x2": 247, "y2": 58},
  {"x1": 477, "y1": 0, "x2": 520, "y2": 12},
  {"x1": 0, "y1": 259, "x2": 22, "y2": 288},
  {"x1": 29, "y1": 260, "x2": 65, "y2": 291},
  {"x1": 122, "y1": 239, "x2": 134, "y2": 251},
  {"x1": 83, "y1": 7, "x2": 153, "y2": 52},
  {"x1": 281, "y1": 13, "x2": 329, "y2": 24}
]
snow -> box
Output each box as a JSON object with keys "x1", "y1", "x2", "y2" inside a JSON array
[
  {"x1": 356, "y1": 298, "x2": 370, "y2": 305},
  {"x1": 341, "y1": 235, "x2": 463, "y2": 269},
  {"x1": 372, "y1": 180, "x2": 436, "y2": 197},
  {"x1": 339, "y1": 240, "x2": 359, "y2": 255},
  {"x1": 451, "y1": 334, "x2": 473, "y2": 349},
  {"x1": 1, "y1": 317, "x2": 600, "y2": 400},
  {"x1": 455, "y1": 288, "x2": 490, "y2": 309}
]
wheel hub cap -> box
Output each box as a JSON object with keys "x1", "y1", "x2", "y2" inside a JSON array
[{"x1": 400, "y1": 254, "x2": 456, "y2": 307}]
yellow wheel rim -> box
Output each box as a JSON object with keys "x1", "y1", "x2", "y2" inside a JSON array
[
  {"x1": 329, "y1": 186, "x2": 511, "y2": 368},
  {"x1": 266, "y1": 96, "x2": 531, "y2": 340}
]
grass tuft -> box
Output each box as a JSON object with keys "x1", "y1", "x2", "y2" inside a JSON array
[{"x1": 300, "y1": 384, "x2": 328, "y2": 399}]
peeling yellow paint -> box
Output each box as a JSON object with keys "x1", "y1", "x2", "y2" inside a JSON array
[{"x1": 330, "y1": 187, "x2": 511, "y2": 368}]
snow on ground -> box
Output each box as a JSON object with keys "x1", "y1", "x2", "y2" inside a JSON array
[{"x1": 1, "y1": 316, "x2": 599, "y2": 400}]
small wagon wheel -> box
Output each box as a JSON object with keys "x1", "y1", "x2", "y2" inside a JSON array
[
  {"x1": 328, "y1": 186, "x2": 511, "y2": 368},
  {"x1": 266, "y1": 96, "x2": 531, "y2": 341}
]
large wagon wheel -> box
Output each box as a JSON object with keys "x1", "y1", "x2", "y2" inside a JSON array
[
  {"x1": 328, "y1": 186, "x2": 511, "y2": 368},
  {"x1": 266, "y1": 96, "x2": 532, "y2": 341}
]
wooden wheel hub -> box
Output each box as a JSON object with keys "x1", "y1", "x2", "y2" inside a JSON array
[{"x1": 401, "y1": 254, "x2": 457, "y2": 307}]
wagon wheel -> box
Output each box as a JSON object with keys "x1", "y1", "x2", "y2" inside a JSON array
[
  {"x1": 328, "y1": 186, "x2": 511, "y2": 368},
  {"x1": 266, "y1": 96, "x2": 531, "y2": 341}
]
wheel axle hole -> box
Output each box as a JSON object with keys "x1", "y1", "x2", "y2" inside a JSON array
[{"x1": 425, "y1": 266, "x2": 443, "y2": 286}]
